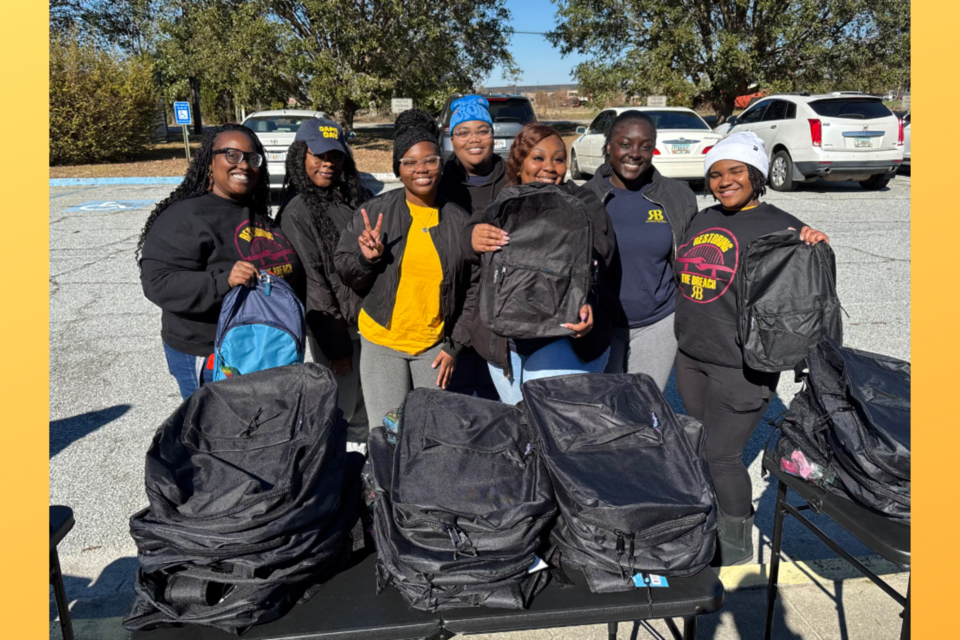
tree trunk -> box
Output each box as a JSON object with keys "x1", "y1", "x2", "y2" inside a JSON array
[{"x1": 189, "y1": 76, "x2": 203, "y2": 135}]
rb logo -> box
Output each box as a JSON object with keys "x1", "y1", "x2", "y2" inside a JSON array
[{"x1": 647, "y1": 209, "x2": 665, "y2": 222}]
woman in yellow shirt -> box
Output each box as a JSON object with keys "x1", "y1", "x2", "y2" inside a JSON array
[{"x1": 336, "y1": 109, "x2": 477, "y2": 432}]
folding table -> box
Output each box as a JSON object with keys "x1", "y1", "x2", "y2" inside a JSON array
[
  {"x1": 133, "y1": 550, "x2": 723, "y2": 640},
  {"x1": 762, "y1": 452, "x2": 910, "y2": 640},
  {"x1": 51, "y1": 505, "x2": 76, "y2": 640}
]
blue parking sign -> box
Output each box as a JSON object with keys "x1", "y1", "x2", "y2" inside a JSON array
[{"x1": 173, "y1": 101, "x2": 192, "y2": 125}]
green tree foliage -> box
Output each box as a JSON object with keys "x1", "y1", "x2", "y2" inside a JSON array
[
  {"x1": 264, "y1": 0, "x2": 518, "y2": 128},
  {"x1": 50, "y1": 34, "x2": 160, "y2": 165},
  {"x1": 548, "y1": 0, "x2": 911, "y2": 119}
]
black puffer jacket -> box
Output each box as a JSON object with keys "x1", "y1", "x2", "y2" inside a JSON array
[
  {"x1": 438, "y1": 154, "x2": 508, "y2": 218},
  {"x1": 464, "y1": 181, "x2": 619, "y2": 373},
  {"x1": 280, "y1": 191, "x2": 367, "y2": 361},
  {"x1": 581, "y1": 163, "x2": 699, "y2": 328},
  {"x1": 335, "y1": 187, "x2": 475, "y2": 358}
]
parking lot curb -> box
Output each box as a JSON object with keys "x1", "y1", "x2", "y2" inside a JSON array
[
  {"x1": 49, "y1": 556, "x2": 907, "y2": 638},
  {"x1": 715, "y1": 554, "x2": 906, "y2": 591},
  {"x1": 50, "y1": 173, "x2": 401, "y2": 188}
]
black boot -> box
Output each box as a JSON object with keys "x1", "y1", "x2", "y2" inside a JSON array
[{"x1": 714, "y1": 509, "x2": 755, "y2": 566}]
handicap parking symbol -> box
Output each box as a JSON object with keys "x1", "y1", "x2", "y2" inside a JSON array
[{"x1": 65, "y1": 200, "x2": 156, "y2": 212}]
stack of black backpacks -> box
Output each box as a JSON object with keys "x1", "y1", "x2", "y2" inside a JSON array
[
  {"x1": 772, "y1": 336, "x2": 911, "y2": 522},
  {"x1": 369, "y1": 372, "x2": 718, "y2": 610},
  {"x1": 123, "y1": 364, "x2": 362, "y2": 635}
]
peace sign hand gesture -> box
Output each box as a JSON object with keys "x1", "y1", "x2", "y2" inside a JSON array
[{"x1": 358, "y1": 208, "x2": 384, "y2": 261}]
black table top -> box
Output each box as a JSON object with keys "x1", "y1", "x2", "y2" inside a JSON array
[
  {"x1": 762, "y1": 453, "x2": 910, "y2": 567},
  {"x1": 50, "y1": 505, "x2": 74, "y2": 550},
  {"x1": 133, "y1": 551, "x2": 724, "y2": 640}
]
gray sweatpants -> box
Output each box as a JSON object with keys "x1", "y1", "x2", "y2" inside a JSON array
[
  {"x1": 360, "y1": 336, "x2": 446, "y2": 433},
  {"x1": 603, "y1": 312, "x2": 678, "y2": 391}
]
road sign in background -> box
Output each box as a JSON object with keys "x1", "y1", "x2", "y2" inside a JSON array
[
  {"x1": 173, "y1": 102, "x2": 193, "y2": 161},
  {"x1": 647, "y1": 96, "x2": 667, "y2": 107},
  {"x1": 901, "y1": 94, "x2": 910, "y2": 111},
  {"x1": 173, "y1": 101, "x2": 192, "y2": 125},
  {"x1": 391, "y1": 98, "x2": 413, "y2": 114}
]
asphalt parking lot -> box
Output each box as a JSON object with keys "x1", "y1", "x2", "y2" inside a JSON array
[{"x1": 49, "y1": 174, "x2": 911, "y2": 622}]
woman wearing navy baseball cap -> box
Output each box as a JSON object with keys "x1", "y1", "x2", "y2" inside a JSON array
[{"x1": 276, "y1": 118, "x2": 371, "y2": 427}]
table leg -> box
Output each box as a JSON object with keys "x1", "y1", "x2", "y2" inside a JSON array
[
  {"x1": 50, "y1": 548, "x2": 75, "y2": 640},
  {"x1": 764, "y1": 478, "x2": 788, "y2": 640},
  {"x1": 608, "y1": 620, "x2": 617, "y2": 640},
  {"x1": 682, "y1": 615, "x2": 697, "y2": 640},
  {"x1": 900, "y1": 577, "x2": 910, "y2": 640}
]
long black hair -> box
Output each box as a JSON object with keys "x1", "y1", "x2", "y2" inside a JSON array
[
  {"x1": 275, "y1": 140, "x2": 371, "y2": 268},
  {"x1": 603, "y1": 110, "x2": 657, "y2": 161},
  {"x1": 135, "y1": 123, "x2": 271, "y2": 266}
]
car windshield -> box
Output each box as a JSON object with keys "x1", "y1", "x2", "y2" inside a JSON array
[
  {"x1": 808, "y1": 99, "x2": 893, "y2": 120},
  {"x1": 443, "y1": 98, "x2": 536, "y2": 126},
  {"x1": 245, "y1": 116, "x2": 313, "y2": 134},
  {"x1": 644, "y1": 111, "x2": 710, "y2": 131}
]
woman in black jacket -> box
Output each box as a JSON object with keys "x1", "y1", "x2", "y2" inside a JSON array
[
  {"x1": 276, "y1": 118, "x2": 371, "y2": 424},
  {"x1": 467, "y1": 124, "x2": 617, "y2": 405},
  {"x1": 579, "y1": 110, "x2": 698, "y2": 391},
  {"x1": 674, "y1": 131, "x2": 828, "y2": 565},
  {"x1": 138, "y1": 123, "x2": 304, "y2": 399},
  {"x1": 335, "y1": 109, "x2": 475, "y2": 431}
]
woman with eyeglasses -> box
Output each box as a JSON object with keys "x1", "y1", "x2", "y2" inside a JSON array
[
  {"x1": 138, "y1": 123, "x2": 304, "y2": 399},
  {"x1": 275, "y1": 119, "x2": 371, "y2": 425},
  {"x1": 435, "y1": 95, "x2": 504, "y2": 400},
  {"x1": 336, "y1": 109, "x2": 476, "y2": 431}
]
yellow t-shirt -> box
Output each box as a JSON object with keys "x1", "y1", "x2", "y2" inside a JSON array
[{"x1": 358, "y1": 202, "x2": 445, "y2": 355}]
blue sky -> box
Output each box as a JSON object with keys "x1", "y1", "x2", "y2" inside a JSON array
[{"x1": 483, "y1": 0, "x2": 590, "y2": 87}]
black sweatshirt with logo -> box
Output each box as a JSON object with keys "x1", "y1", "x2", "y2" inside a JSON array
[
  {"x1": 140, "y1": 192, "x2": 304, "y2": 357},
  {"x1": 674, "y1": 202, "x2": 804, "y2": 368}
]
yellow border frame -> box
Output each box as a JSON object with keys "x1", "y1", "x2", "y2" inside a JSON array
[
  {"x1": 2, "y1": 2, "x2": 48, "y2": 637},
  {"x1": 4, "y1": 2, "x2": 945, "y2": 638}
]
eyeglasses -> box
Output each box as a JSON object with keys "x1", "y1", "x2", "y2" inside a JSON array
[
  {"x1": 213, "y1": 148, "x2": 264, "y2": 168},
  {"x1": 308, "y1": 150, "x2": 346, "y2": 166},
  {"x1": 399, "y1": 155, "x2": 442, "y2": 170},
  {"x1": 452, "y1": 127, "x2": 494, "y2": 140}
]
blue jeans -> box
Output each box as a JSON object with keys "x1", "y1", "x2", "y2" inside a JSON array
[
  {"x1": 163, "y1": 343, "x2": 214, "y2": 400},
  {"x1": 488, "y1": 338, "x2": 610, "y2": 405}
]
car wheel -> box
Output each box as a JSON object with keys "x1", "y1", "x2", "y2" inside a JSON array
[
  {"x1": 859, "y1": 175, "x2": 891, "y2": 190},
  {"x1": 570, "y1": 150, "x2": 584, "y2": 180},
  {"x1": 769, "y1": 151, "x2": 796, "y2": 192}
]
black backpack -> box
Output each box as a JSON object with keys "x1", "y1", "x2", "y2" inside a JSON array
[
  {"x1": 521, "y1": 374, "x2": 717, "y2": 593},
  {"x1": 737, "y1": 230, "x2": 843, "y2": 372},
  {"x1": 479, "y1": 183, "x2": 594, "y2": 339},
  {"x1": 772, "y1": 337, "x2": 910, "y2": 522},
  {"x1": 368, "y1": 389, "x2": 557, "y2": 611},
  {"x1": 123, "y1": 364, "x2": 361, "y2": 634}
]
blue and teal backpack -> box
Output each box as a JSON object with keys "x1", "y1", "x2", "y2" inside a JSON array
[{"x1": 213, "y1": 270, "x2": 305, "y2": 381}]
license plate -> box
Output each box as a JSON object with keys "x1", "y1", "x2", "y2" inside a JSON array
[
  {"x1": 494, "y1": 139, "x2": 507, "y2": 149},
  {"x1": 268, "y1": 152, "x2": 287, "y2": 162},
  {"x1": 671, "y1": 144, "x2": 691, "y2": 154},
  {"x1": 854, "y1": 138, "x2": 873, "y2": 148}
]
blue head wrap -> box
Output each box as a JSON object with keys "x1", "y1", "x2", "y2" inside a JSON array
[{"x1": 450, "y1": 95, "x2": 493, "y2": 132}]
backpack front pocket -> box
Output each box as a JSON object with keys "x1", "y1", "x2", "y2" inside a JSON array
[
  {"x1": 744, "y1": 296, "x2": 823, "y2": 370},
  {"x1": 494, "y1": 261, "x2": 572, "y2": 324}
]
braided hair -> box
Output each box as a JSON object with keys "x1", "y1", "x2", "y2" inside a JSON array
[
  {"x1": 135, "y1": 123, "x2": 271, "y2": 266},
  {"x1": 706, "y1": 164, "x2": 768, "y2": 201},
  {"x1": 275, "y1": 140, "x2": 372, "y2": 269},
  {"x1": 603, "y1": 110, "x2": 656, "y2": 161},
  {"x1": 392, "y1": 109, "x2": 440, "y2": 176}
]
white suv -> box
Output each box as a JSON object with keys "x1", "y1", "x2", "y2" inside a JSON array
[{"x1": 715, "y1": 93, "x2": 904, "y2": 191}]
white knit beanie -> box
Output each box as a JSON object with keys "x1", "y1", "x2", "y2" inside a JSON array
[{"x1": 704, "y1": 131, "x2": 769, "y2": 178}]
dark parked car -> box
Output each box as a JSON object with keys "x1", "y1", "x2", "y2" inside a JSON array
[{"x1": 437, "y1": 94, "x2": 537, "y2": 162}]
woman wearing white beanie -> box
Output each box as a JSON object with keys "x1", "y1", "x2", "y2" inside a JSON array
[{"x1": 673, "y1": 131, "x2": 829, "y2": 565}]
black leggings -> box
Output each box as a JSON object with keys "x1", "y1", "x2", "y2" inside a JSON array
[{"x1": 675, "y1": 351, "x2": 780, "y2": 518}]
